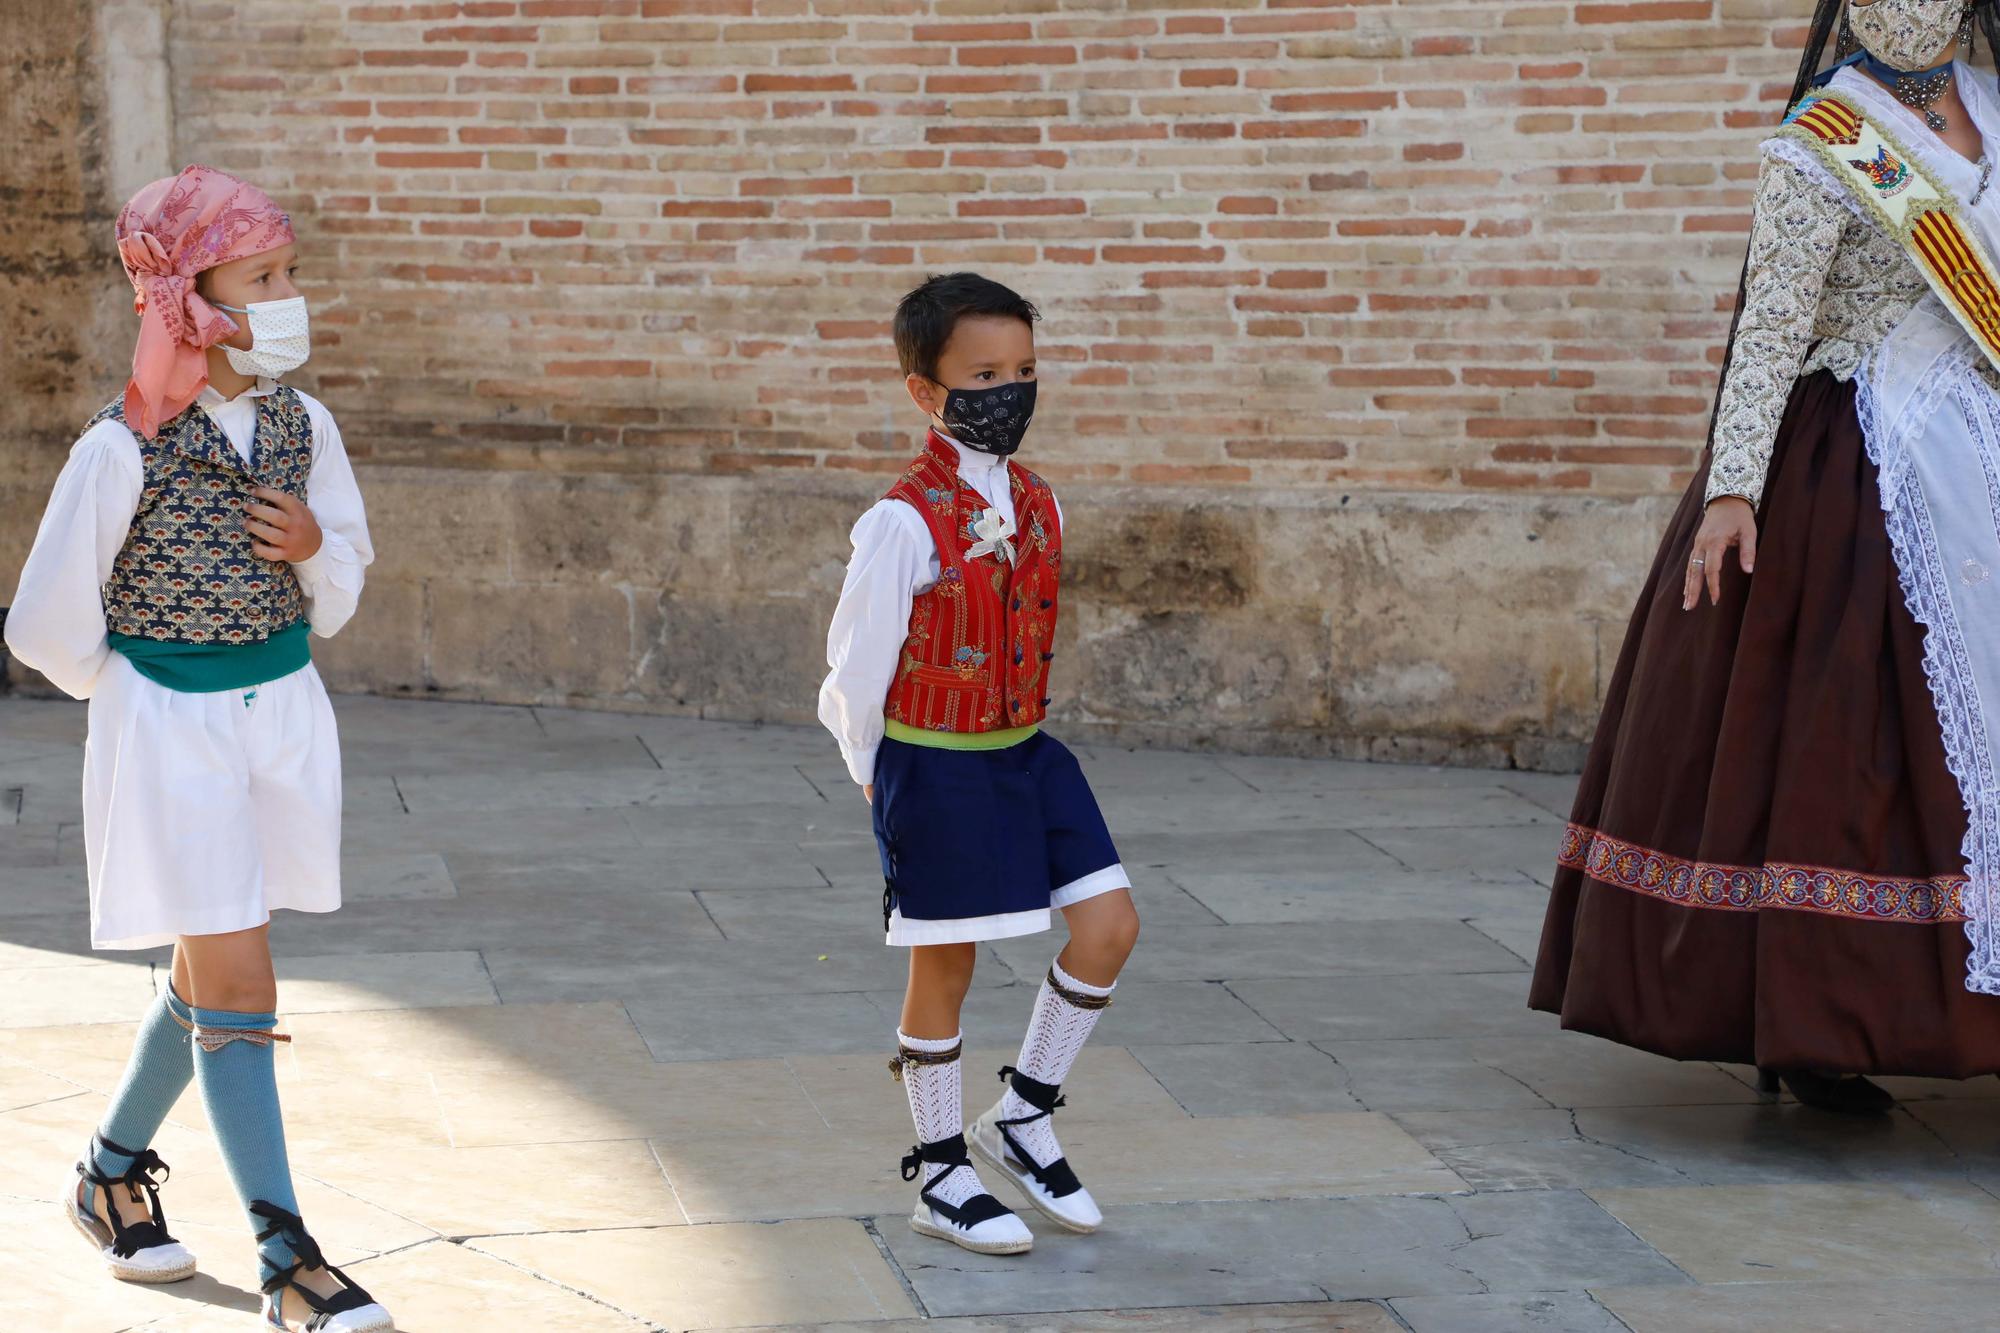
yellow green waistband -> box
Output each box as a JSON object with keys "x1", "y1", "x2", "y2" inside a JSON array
[{"x1": 884, "y1": 718, "x2": 1040, "y2": 751}]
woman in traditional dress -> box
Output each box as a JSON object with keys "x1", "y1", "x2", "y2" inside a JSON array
[{"x1": 1533, "y1": 0, "x2": 2000, "y2": 1112}]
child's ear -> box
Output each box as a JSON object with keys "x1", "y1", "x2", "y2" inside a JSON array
[{"x1": 905, "y1": 372, "x2": 942, "y2": 418}]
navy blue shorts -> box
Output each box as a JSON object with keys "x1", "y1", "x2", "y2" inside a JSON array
[{"x1": 872, "y1": 730, "x2": 1128, "y2": 945}]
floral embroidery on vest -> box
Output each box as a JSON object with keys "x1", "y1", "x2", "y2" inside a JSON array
[
  {"x1": 883, "y1": 433, "x2": 1062, "y2": 733},
  {"x1": 93, "y1": 388, "x2": 314, "y2": 646}
]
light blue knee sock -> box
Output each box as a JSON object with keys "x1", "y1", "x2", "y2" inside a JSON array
[
  {"x1": 88, "y1": 984, "x2": 196, "y2": 1188},
  {"x1": 189, "y1": 1005, "x2": 303, "y2": 1281}
]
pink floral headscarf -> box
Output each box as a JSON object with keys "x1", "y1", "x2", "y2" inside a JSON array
[{"x1": 114, "y1": 165, "x2": 295, "y2": 439}]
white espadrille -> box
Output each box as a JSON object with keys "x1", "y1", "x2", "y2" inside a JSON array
[
  {"x1": 67, "y1": 1148, "x2": 198, "y2": 1284},
  {"x1": 969, "y1": 1076, "x2": 1104, "y2": 1234},
  {"x1": 901, "y1": 1136, "x2": 1034, "y2": 1255},
  {"x1": 255, "y1": 1202, "x2": 395, "y2": 1332}
]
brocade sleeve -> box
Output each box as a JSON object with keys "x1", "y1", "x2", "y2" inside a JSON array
[{"x1": 1704, "y1": 151, "x2": 1847, "y2": 508}]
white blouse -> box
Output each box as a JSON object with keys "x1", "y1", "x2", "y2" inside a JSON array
[
  {"x1": 4, "y1": 380, "x2": 373, "y2": 699},
  {"x1": 817, "y1": 434, "x2": 1063, "y2": 786}
]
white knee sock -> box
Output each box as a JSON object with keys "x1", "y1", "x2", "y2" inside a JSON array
[
  {"x1": 1000, "y1": 959, "x2": 1114, "y2": 1167},
  {"x1": 895, "y1": 1030, "x2": 985, "y2": 1210}
]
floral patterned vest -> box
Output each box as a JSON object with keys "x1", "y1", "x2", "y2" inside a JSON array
[
  {"x1": 882, "y1": 432, "x2": 1062, "y2": 734},
  {"x1": 92, "y1": 388, "x2": 314, "y2": 646}
]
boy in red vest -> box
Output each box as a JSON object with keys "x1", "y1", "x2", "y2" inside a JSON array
[{"x1": 819, "y1": 273, "x2": 1142, "y2": 1255}]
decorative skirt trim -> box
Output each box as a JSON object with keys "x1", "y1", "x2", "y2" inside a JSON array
[{"x1": 1558, "y1": 823, "x2": 1969, "y2": 924}]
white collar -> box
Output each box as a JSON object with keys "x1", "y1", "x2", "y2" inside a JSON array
[
  {"x1": 937, "y1": 428, "x2": 1008, "y2": 478},
  {"x1": 198, "y1": 377, "x2": 278, "y2": 408}
]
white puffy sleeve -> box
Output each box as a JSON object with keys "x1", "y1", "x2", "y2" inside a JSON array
[
  {"x1": 286, "y1": 392, "x2": 373, "y2": 638},
  {"x1": 817, "y1": 498, "x2": 936, "y2": 787},
  {"x1": 2, "y1": 421, "x2": 144, "y2": 700}
]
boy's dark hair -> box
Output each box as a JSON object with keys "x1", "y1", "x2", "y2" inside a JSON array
[{"x1": 893, "y1": 272, "x2": 1040, "y2": 380}]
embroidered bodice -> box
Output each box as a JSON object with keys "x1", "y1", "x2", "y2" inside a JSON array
[
  {"x1": 1706, "y1": 153, "x2": 1932, "y2": 506},
  {"x1": 1707, "y1": 63, "x2": 2000, "y2": 507}
]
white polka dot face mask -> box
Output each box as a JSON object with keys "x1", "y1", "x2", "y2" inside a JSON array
[{"x1": 212, "y1": 296, "x2": 311, "y2": 379}]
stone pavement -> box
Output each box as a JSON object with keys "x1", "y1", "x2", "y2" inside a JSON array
[{"x1": 3, "y1": 694, "x2": 2000, "y2": 1331}]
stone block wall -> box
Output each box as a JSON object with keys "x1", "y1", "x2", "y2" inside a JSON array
[{"x1": 1, "y1": 1, "x2": 1800, "y2": 767}]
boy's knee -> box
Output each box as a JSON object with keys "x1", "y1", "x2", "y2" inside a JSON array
[
  {"x1": 912, "y1": 941, "x2": 979, "y2": 978},
  {"x1": 1113, "y1": 908, "x2": 1140, "y2": 955},
  {"x1": 1082, "y1": 901, "x2": 1140, "y2": 958}
]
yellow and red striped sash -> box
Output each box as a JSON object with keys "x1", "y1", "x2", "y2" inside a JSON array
[{"x1": 1781, "y1": 90, "x2": 2000, "y2": 373}]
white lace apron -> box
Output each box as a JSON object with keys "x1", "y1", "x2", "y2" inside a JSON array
[{"x1": 1808, "y1": 65, "x2": 2000, "y2": 993}]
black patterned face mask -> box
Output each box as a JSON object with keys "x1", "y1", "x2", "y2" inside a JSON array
[{"x1": 936, "y1": 378, "x2": 1036, "y2": 456}]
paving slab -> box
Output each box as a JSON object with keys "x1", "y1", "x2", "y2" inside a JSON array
[
  {"x1": 341, "y1": 852, "x2": 458, "y2": 901},
  {"x1": 874, "y1": 1191, "x2": 1685, "y2": 1317},
  {"x1": 395, "y1": 761, "x2": 825, "y2": 815},
  {"x1": 1229, "y1": 972, "x2": 1554, "y2": 1042},
  {"x1": 1357, "y1": 821, "x2": 1565, "y2": 879},
  {"x1": 471, "y1": 1218, "x2": 919, "y2": 1327},
  {"x1": 339, "y1": 1239, "x2": 653, "y2": 1332},
  {"x1": 1391, "y1": 1291, "x2": 1631, "y2": 1333},
  {"x1": 751, "y1": 1305, "x2": 1397, "y2": 1333},
  {"x1": 1127, "y1": 1040, "x2": 1364, "y2": 1115},
  {"x1": 1317, "y1": 1035, "x2": 1759, "y2": 1113},
  {"x1": 272, "y1": 950, "x2": 498, "y2": 1013},
  {"x1": 1387, "y1": 1108, "x2": 1703, "y2": 1193},
  {"x1": 1164, "y1": 868, "x2": 1544, "y2": 925},
  {"x1": 0, "y1": 820, "x2": 65, "y2": 868},
  {"x1": 1594, "y1": 1279, "x2": 2000, "y2": 1332},
  {"x1": 1591, "y1": 1181, "x2": 2000, "y2": 1283},
  {"x1": 628, "y1": 987, "x2": 892, "y2": 1061}
]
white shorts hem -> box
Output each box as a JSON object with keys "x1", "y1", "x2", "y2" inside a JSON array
[
  {"x1": 1050, "y1": 863, "x2": 1131, "y2": 909},
  {"x1": 886, "y1": 906, "x2": 1052, "y2": 947}
]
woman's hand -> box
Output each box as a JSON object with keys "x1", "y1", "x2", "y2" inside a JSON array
[
  {"x1": 1683, "y1": 496, "x2": 1757, "y2": 610},
  {"x1": 244, "y1": 486, "x2": 323, "y2": 564}
]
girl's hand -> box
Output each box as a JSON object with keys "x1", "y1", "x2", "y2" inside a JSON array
[
  {"x1": 244, "y1": 486, "x2": 323, "y2": 564},
  {"x1": 1683, "y1": 496, "x2": 1757, "y2": 610},
  {"x1": 864, "y1": 784, "x2": 875, "y2": 805}
]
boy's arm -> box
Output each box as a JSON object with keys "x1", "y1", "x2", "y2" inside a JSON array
[
  {"x1": 289, "y1": 395, "x2": 374, "y2": 639},
  {"x1": 818, "y1": 499, "x2": 932, "y2": 787},
  {"x1": 2, "y1": 423, "x2": 144, "y2": 700}
]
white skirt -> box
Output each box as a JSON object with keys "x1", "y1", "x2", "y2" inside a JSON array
[{"x1": 83, "y1": 653, "x2": 343, "y2": 950}]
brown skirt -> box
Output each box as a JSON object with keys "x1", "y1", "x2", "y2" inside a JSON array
[{"x1": 1530, "y1": 369, "x2": 2000, "y2": 1077}]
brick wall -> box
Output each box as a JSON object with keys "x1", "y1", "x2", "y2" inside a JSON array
[{"x1": 2, "y1": 1, "x2": 1811, "y2": 766}]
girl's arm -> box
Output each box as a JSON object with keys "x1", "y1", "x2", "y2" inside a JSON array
[
  {"x1": 2, "y1": 423, "x2": 144, "y2": 700},
  {"x1": 288, "y1": 393, "x2": 374, "y2": 639}
]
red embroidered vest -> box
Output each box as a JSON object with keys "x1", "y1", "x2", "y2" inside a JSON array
[{"x1": 883, "y1": 432, "x2": 1062, "y2": 734}]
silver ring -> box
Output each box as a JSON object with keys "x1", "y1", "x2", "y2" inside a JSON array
[{"x1": 1690, "y1": 558, "x2": 1705, "y2": 568}]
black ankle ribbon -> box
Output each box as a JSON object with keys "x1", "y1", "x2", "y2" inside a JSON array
[
  {"x1": 79, "y1": 1136, "x2": 181, "y2": 1256},
  {"x1": 900, "y1": 1135, "x2": 1013, "y2": 1228},
  {"x1": 993, "y1": 1066, "x2": 1084, "y2": 1198},
  {"x1": 253, "y1": 1201, "x2": 380, "y2": 1318}
]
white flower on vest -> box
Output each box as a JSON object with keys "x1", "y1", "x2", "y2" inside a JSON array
[{"x1": 966, "y1": 508, "x2": 1017, "y2": 565}]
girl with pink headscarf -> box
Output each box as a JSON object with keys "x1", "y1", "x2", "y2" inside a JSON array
[{"x1": 3, "y1": 166, "x2": 390, "y2": 1332}]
